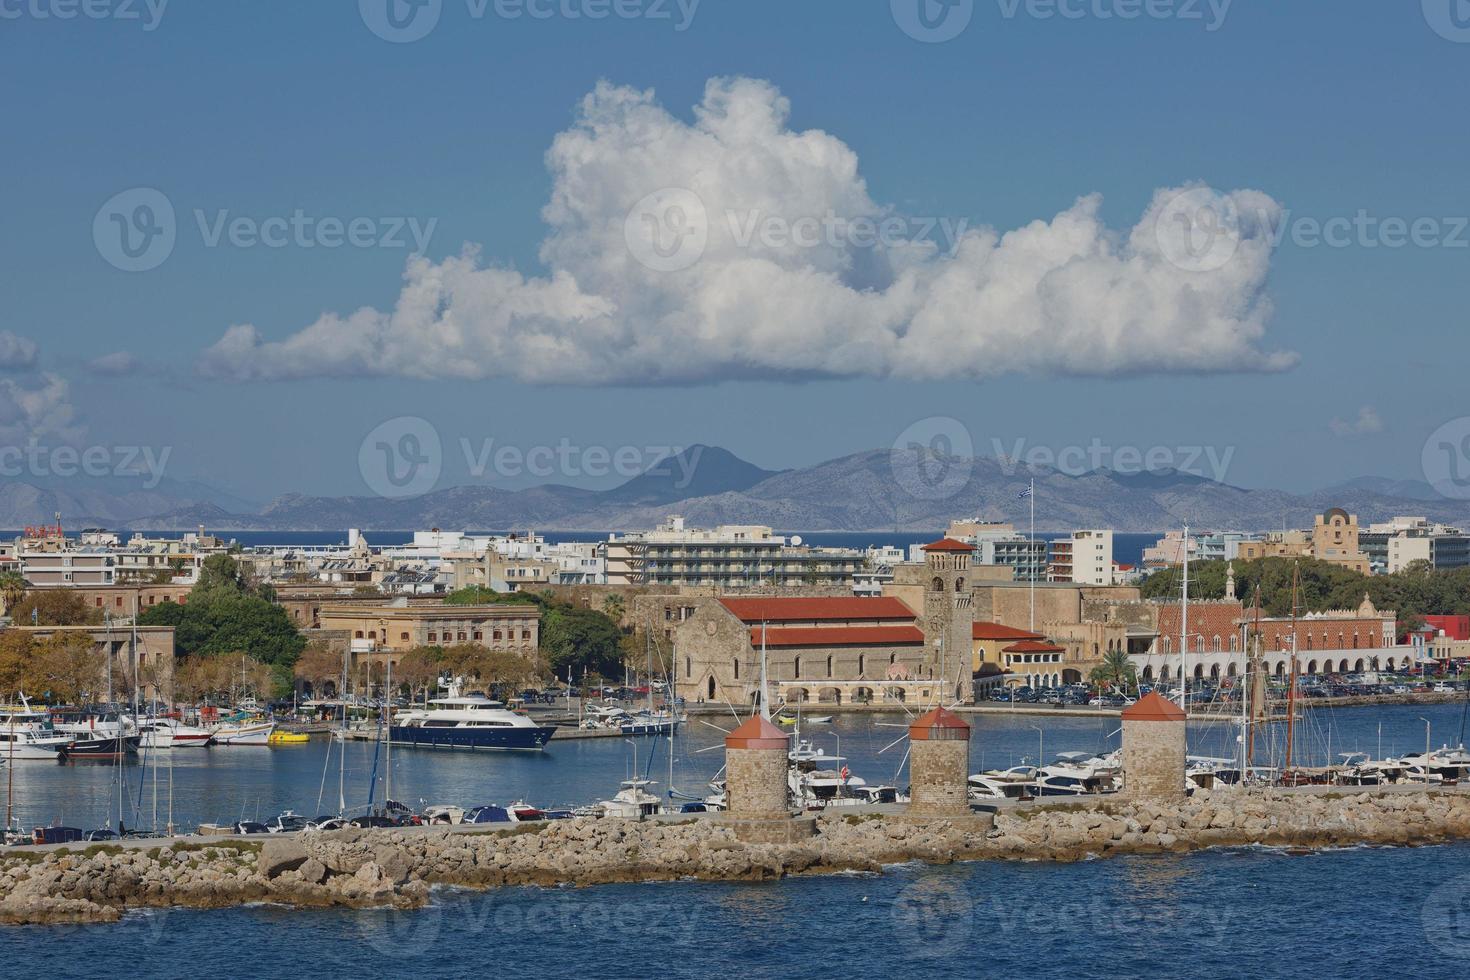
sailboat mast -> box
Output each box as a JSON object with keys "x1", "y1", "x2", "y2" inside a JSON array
[
  {"x1": 384, "y1": 657, "x2": 392, "y2": 807},
  {"x1": 1179, "y1": 525, "x2": 1189, "y2": 708},
  {"x1": 1285, "y1": 563, "x2": 1300, "y2": 772}
]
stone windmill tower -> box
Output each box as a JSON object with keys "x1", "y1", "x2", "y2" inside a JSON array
[{"x1": 919, "y1": 538, "x2": 977, "y2": 703}]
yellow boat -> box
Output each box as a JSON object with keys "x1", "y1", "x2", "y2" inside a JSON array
[{"x1": 268, "y1": 730, "x2": 309, "y2": 744}]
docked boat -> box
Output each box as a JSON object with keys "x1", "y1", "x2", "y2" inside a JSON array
[
  {"x1": 267, "y1": 730, "x2": 310, "y2": 745},
  {"x1": 1034, "y1": 752, "x2": 1121, "y2": 796},
  {"x1": 212, "y1": 719, "x2": 276, "y2": 745},
  {"x1": 64, "y1": 733, "x2": 141, "y2": 760},
  {"x1": 967, "y1": 765, "x2": 1038, "y2": 802},
  {"x1": 597, "y1": 778, "x2": 664, "y2": 818},
  {"x1": 391, "y1": 688, "x2": 555, "y2": 751},
  {"x1": 0, "y1": 705, "x2": 75, "y2": 760},
  {"x1": 138, "y1": 717, "x2": 214, "y2": 749},
  {"x1": 618, "y1": 709, "x2": 681, "y2": 736}
]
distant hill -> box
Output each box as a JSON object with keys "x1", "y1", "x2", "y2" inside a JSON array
[{"x1": 19, "y1": 446, "x2": 1470, "y2": 533}]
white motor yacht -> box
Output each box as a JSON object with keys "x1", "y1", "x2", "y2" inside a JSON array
[
  {"x1": 138, "y1": 717, "x2": 214, "y2": 748},
  {"x1": 0, "y1": 705, "x2": 74, "y2": 760}
]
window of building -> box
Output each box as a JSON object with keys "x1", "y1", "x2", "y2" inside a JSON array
[
  {"x1": 400, "y1": 632, "x2": 409, "y2": 641},
  {"x1": 427, "y1": 631, "x2": 437, "y2": 642},
  {"x1": 492, "y1": 630, "x2": 501, "y2": 640},
  {"x1": 522, "y1": 630, "x2": 531, "y2": 640},
  {"x1": 458, "y1": 631, "x2": 467, "y2": 641},
  {"x1": 473, "y1": 631, "x2": 482, "y2": 641},
  {"x1": 355, "y1": 630, "x2": 364, "y2": 639}
]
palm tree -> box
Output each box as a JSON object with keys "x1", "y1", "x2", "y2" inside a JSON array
[
  {"x1": 0, "y1": 572, "x2": 26, "y2": 617},
  {"x1": 1089, "y1": 647, "x2": 1137, "y2": 694}
]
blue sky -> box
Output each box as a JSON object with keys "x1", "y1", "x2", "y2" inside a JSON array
[{"x1": 2, "y1": 1, "x2": 1467, "y2": 502}]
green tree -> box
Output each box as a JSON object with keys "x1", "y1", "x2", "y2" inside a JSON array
[
  {"x1": 0, "y1": 571, "x2": 27, "y2": 616},
  {"x1": 1089, "y1": 647, "x2": 1137, "y2": 693},
  {"x1": 9, "y1": 590, "x2": 103, "y2": 627},
  {"x1": 140, "y1": 593, "x2": 305, "y2": 667}
]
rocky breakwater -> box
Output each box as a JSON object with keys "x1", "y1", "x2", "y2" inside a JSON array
[
  {"x1": 4, "y1": 789, "x2": 1470, "y2": 925},
  {"x1": 987, "y1": 787, "x2": 1470, "y2": 861}
]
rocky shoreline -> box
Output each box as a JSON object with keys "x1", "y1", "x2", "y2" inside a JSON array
[{"x1": 4, "y1": 788, "x2": 1470, "y2": 926}]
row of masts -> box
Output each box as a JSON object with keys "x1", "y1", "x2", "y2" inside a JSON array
[{"x1": 1178, "y1": 525, "x2": 1309, "y2": 774}]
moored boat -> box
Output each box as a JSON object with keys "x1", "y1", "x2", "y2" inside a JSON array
[{"x1": 391, "y1": 686, "x2": 555, "y2": 751}]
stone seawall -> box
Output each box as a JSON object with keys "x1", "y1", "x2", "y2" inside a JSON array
[{"x1": 4, "y1": 788, "x2": 1470, "y2": 926}]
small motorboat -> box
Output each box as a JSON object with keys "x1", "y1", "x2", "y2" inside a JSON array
[
  {"x1": 212, "y1": 719, "x2": 276, "y2": 745},
  {"x1": 267, "y1": 730, "x2": 309, "y2": 745}
]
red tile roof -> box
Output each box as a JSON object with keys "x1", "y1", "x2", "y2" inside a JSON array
[
  {"x1": 972, "y1": 622, "x2": 1044, "y2": 641},
  {"x1": 909, "y1": 706, "x2": 971, "y2": 741},
  {"x1": 1122, "y1": 691, "x2": 1187, "y2": 722},
  {"x1": 748, "y1": 626, "x2": 926, "y2": 648},
  {"x1": 725, "y1": 714, "x2": 790, "y2": 749},
  {"x1": 922, "y1": 538, "x2": 974, "y2": 552},
  {"x1": 1155, "y1": 601, "x2": 1243, "y2": 645},
  {"x1": 1002, "y1": 639, "x2": 1065, "y2": 653},
  {"x1": 719, "y1": 596, "x2": 915, "y2": 624}
]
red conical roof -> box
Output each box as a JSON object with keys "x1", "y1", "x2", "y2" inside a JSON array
[
  {"x1": 725, "y1": 714, "x2": 791, "y2": 749},
  {"x1": 909, "y1": 705, "x2": 971, "y2": 741},
  {"x1": 1122, "y1": 692, "x2": 1187, "y2": 722}
]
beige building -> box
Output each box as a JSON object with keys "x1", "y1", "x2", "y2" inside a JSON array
[{"x1": 317, "y1": 600, "x2": 540, "y2": 666}]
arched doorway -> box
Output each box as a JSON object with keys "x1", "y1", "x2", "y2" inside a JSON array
[{"x1": 707, "y1": 676, "x2": 716, "y2": 700}]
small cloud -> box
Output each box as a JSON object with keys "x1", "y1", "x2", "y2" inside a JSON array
[
  {"x1": 87, "y1": 351, "x2": 140, "y2": 376},
  {"x1": 0, "y1": 332, "x2": 39, "y2": 371},
  {"x1": 1330, "y1": 406, "x2": 1383, "y2": 437}
]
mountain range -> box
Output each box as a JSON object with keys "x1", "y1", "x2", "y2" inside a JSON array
[{"x1": 3, "y1": 444, "x2": 1466, "y2": 535}]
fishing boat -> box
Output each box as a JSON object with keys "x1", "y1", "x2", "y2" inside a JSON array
[
  {"x1": 64, "y1": 733, "x2": 141, "y2": 760},
  {"x1": 391, "y1": 683, "x2": 555, "y2": 751},
  {"x1": 138, "y1": 717, "x2": 214, "y2": 749},
  {"x1": 212, "y1": 719, "x2": 276, "y2": 745},
  {"x1": 267, "y1": 730, "x2": 310, "y2": 745}
]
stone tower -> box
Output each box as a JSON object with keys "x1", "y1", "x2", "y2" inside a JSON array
[
  {"x1": 723, "y1": 714, "x2": 791, "y2": 820},
  {"x1": 907, "y1": 706, "x2": 972, "y2": 817},
  {"x1": 1121, "y1": 692, "x2": 1187, "y2": 800},
  {"x1": 920, "y1": 538, "x2": 977, "y2": 702},
  {"x1": 1225, "y1": 562, "x2": 1236, "y2": 601}
]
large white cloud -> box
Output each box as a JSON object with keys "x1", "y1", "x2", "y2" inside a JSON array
[
  {"x1": 196, "y1": 77, "x2": 1296, "y2": 385},
  {"x1": 0, "y1": 373, "x2": 80, "y2": 445}
]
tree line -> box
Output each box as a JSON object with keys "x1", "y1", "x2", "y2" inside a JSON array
[{"x1": 1140, "y1": 556, "x2": 1470, "y2": 632}]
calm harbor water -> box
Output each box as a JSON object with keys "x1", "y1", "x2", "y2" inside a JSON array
[
  {"x1": 4, "y1": 703, "x2": 1470, "y2": 976},
  {"x1": 4, "y1": 702, "x2": 1468, "y2": 834},
  {"x1": 4, "y1": 842, "x2": 1470, "y2": 978}
]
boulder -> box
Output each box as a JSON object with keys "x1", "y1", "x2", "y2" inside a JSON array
[{"x1": 258, "y1": 837, "x2": 310, "y2": 879}]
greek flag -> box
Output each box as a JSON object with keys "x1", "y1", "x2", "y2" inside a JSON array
[{"x1": 1018, "y1": 485, "x2": 1032, "y2": 499}]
